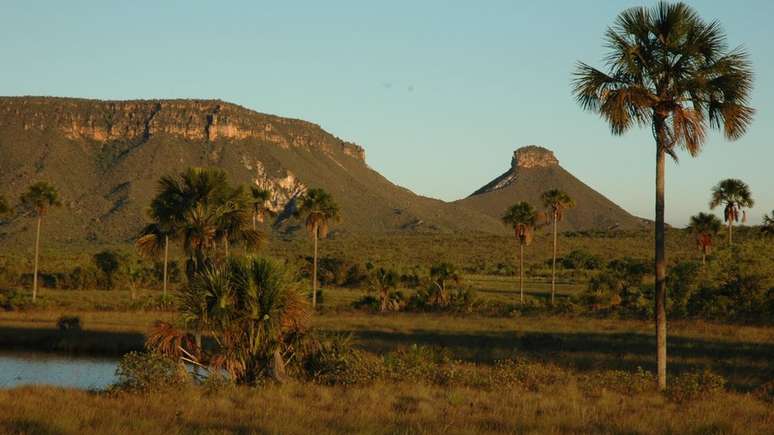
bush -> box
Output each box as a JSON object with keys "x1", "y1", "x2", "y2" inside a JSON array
[
  {"x1": 56, "y1": 315, "x2": 81, "y2": 331},
  {"x1": 581, "y1": 368, "x2": 655, "y2": 396},
  {"x1": 491, "y1": 358, "x2": 570, "y2": 392},
  {"x1": 0, "y1": 287, "x2": 32, "y2": 311},
  {"x1": 667, "y1": 370, "x2": 726, "y2": 403},
  {"x1": 299, "y1": 333, "x2": 380, "y2": 385},
  {"x1": 560, "y1": 249, "x2": 603, "y2": 270},
  {"x1": 114, "y1": 351, "x2": 189, "y2": 392}
]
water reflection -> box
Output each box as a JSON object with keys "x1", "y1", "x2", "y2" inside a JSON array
[{"x1": 0, "y1": 351, "x2": 118, "y2": 390}]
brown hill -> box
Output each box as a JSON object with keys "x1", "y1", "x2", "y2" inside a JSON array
[
  {"x1": 0, "y1": 96, "x2": 503, "y2": 244},
  {"x1": 456, "y1": 146, "x2": 647, "y2": 231}
]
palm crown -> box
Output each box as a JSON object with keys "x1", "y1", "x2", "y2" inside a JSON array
[
  {"x1": 573, "y1": 2, "x2": 754, "y2": 159},
  {"x1": 762, "y1": 211, "x2": 774, "y2": 236},
  {"x1": 710, "y1": 178, "x2": 754, "y2": 223},
  {"x1": 541, "y1": 189, "x2": 574, "y2": 222},
  {"x1": 20, "y1": 182, "x2": 61, "y2": 216},
  {"x1": 502, "y1": 202, "x2": 540, "y2": 245},
  {"x1": 297, "y1": 188, "x2": 340, "y2": 239},
  {"x1": 249, "y1": 186, "x2": 275, "y2": 225}
]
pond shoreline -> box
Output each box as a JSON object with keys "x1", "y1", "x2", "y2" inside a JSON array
[{"x1": 0, "y1": 326, "x2": 144, "y2": 357}]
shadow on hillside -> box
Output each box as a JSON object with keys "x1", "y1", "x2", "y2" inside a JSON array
[
  {"x1": 0, "y1": 326, "x2": 144, "y2": 356},
  {"x1": 335, "y1": 328, "x2": 774, "y2": 391}
]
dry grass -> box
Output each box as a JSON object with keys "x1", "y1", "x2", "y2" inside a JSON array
[{"x1": 0, "y1": 381, "x2": 772, "y2": 434}]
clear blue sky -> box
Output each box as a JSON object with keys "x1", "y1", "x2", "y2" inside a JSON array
[{"x1": 1, "y1": 1, "x2": 771, "y2": 227}]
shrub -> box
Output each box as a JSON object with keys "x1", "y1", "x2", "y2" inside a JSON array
[
  {"x1": 114, "y1": 351, "x2": 189, "y2": 392},
  {"x1": 299, "y1": 333, "x2": 381, "y2": 385},
  {"x1": 56, "y1": 315, "x2": 81, "y2": 331},
  {"x1": 581, "y1": 368, "x2": 655, "y2": 397},
  {"x1": 115, "y1": 352, "x2": 191, "y2": 392},
  {"x1": 491, "y1": 358, "x2": 570, "y2": 392},
  {"x1": 0, "y1": 287, "x2": 32, "y2": 311},
  {"x1": 666, "y1": 370, "x2": 726, "y2": 403}
]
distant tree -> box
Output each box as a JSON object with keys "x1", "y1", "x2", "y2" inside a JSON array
[
  {"x1": 19, "y1": 182, "x2": 61, "y2": 302},
  {"x1": 572, "y1": 2, "x2": 754, "y2": 390},
  {"x1": 93, "y1": 250, "x2": 121, "y2": 290},
  {"x1": 762, "y1": 211, "x2": 774, "y2": 237},
  {"x1": 249, "y1": 186, "x2": 276, "y2": 230},
  {"x1": 687, "y1": 212, "x2": 722, "y2": 264},
  {"x1": 429, "y1": 262, "x2": 460, "y2": 306},
  {"x1": 501, "y1": 202, "x2": 541, "y2": 304},
  {"x1": 541, "y1": 189, "x2": 575, "y2": 305},
  {"x1": 370, "y1": 267, "x2": 399, "y2": 312},
  {"x1": 710, "y1": 179, "x2": 754, "y2": 245},
  {"x1": 0, "y1": 195, "x2": 11, "y2": 217},
  {"x1": 124, "y1": 258, "x2": 146, "y2": 300},
  {"x1": 296, "y1": 188, "x2": 340, "y2": 308}
]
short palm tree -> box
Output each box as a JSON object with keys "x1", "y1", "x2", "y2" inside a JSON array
[
  {"x1": 573, "y1": 2, "x2": 754, "y2": 389},
  {"x1": 429, "y1": 262, "x2": 460, "y2": 306},
  {"x1": 541, "y1": 189, "x2": 574, "y2": 305},
  {"x1": 710, "y1": 179, "x2": 754, "y2": 245},
  {"x1": 148, "y1": 256, "x2": 309, "y2": 383},
  {"x1": 297, "y1": 188, "x2": 340, "y2": 308},
  {"x1": 249, "y1": 186, "x2": 275, "y2": 230},
  {"x1": 370, "y1": 267, "x2": 399, "y2": 312},
  {"x1": 19, "y1": 182, "x2": 61, "y2": 302},
  {"x1": 687, "y1": 212, "x2": 722, "y2": 264},
  {"x1": 502, "y1": 202, "x2": 541, "y2": 304},
  {"x1": 762, "y1": 211, "x2": 774, "y2": 237}
]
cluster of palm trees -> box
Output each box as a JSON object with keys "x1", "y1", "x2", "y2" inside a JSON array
[
  {"x1": 501, "y1": 189, "x2": 574, "y2": 305},
  {"x1": 135, "y1": 168, "x2": 340, "y2": 307}
]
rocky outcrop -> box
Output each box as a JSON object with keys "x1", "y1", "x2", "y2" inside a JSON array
[
  {"x1": 0, "y1": 97, "x2": 366, "y2": 162},
  {"x1": 512, "y1": 145, "x2": 559, "y2": 169}
]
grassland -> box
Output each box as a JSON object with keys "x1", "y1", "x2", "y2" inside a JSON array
[{"x1": 1, "y1": 231, "x2": 772, "y2": 434}]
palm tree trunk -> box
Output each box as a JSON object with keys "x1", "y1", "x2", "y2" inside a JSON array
[
  {"x1": 252, "y1": 213, "x2": 257, "y2": 231},
  {"x1": 312, "y1": 228, "x2": 318, "y2": 308},
  {"x1": 163, "y1": 235, "x2": 169, "y2": 298},
  {"x1": 655, "y1": 136, "x2": 668, "y2": 391},
  {"x1": 519, "y1": 242, "x2": 524, "y2": 305},
  {"x1": 32, "y1": 216, "x2": 42, "y2": 303},
  {"x1": 551, "y1": 213, "x2": 557, "y2": 305},
  {"x1": 728, "y1": 221, "x2": 733, "y2": 245}
]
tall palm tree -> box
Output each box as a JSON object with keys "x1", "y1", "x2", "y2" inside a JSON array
[
  {"x1": 215, "y1": 186, "x2": 263, "y2": 257},
  {"x1": 573, "y1": 2, "x2": 754, "y2": 389},
  {"x1": 709, "y1": 179, "x2": 754, "y2": 245},
  {"x1": 541, "y1": 189, "x2": 574, "y2": 305},
  {"x1": 762, "y1": 211, "x2": 774, "y2": 237},
  {"x1": 136, "y1": 222, "x2": 176, "y2": 297},
  {"x1": 502, "y1": 202, "x2": 541, "y2": 304},
  {"x1": 687, "y1": 212, "x2": 722, "y2": 264},
  {"x1": 296, "y1": 188, "x2": 339, "y2": 308},
  {"x1": 249, "y1": 186, "x2": 275, "y2": 230},
  {"x1": 19, "y1": 182, "x2": 61, "y2": 302}
]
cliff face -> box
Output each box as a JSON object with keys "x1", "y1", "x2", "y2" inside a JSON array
[
  {"x1": 0, "y1": 97, "x2": 366, "y2": 162},
  {"x1": 0, "y1": 96, "x2": 502, "y2": 245}
]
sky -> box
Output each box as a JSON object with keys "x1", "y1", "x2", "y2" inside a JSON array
[{"x1": 1, "y1": 0, "x2": 772, "y2": 227}]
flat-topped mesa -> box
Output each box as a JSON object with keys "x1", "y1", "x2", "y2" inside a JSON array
[
  {"x1": 512, "y1": 145, "x2": 559, "y2": 169},
  {"x1": 0, "y1": 96, "x2": 366, "y2": 163}
]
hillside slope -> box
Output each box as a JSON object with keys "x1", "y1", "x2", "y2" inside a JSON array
[
  {"x1": 457, "y1": 146, "x2": 647, "y2": 231},
  {"x1": 0, "y1": 97, "x2": 503, "y2": 244}
]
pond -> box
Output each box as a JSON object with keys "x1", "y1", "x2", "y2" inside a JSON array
[{"x1": 0, "y1": 351, "x2": 118, "y2": 390}]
